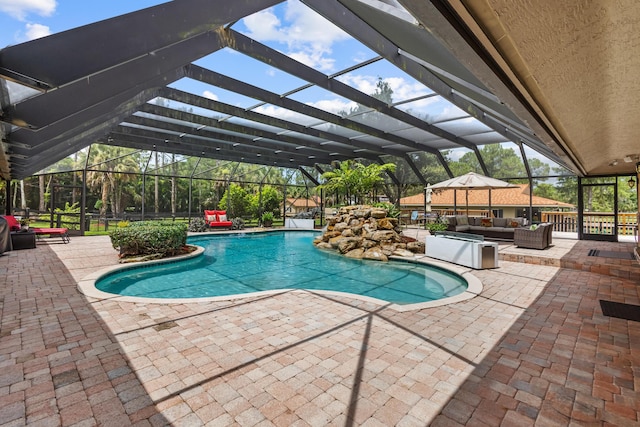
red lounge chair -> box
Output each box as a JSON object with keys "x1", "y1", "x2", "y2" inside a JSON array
[
  {"x1": 1, "y1": 215, "x2": 70, "y2": 243},
  {"x1": 204, "y1": 210, "x2": 233, "y2": 229},
  {"x1": 31, "y1": 227, "x2": 70, "y2": 243}
]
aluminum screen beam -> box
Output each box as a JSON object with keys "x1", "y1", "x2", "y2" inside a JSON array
[
  {"x1": 122, "y1": 114, "x2": 340, "y2": 161},
  {"x1": 11, "y1": 91, "x2": 162, "y2": 179},
  {"x1": 159, "y1": 88, "x2": 392, "y2": 160},
  {"x1": 111, "y1": 126, "x2": 340, "y2": 166},
  {"x1": 227, "y1": 29, "x2": 481, "y2": 152},
  {"x1": 304, "y1": 0, "x2": 559, "y2": 168},
  {"x1": 103, "y1": 135, "x2": 319, "y2": 169},
  {"x1": 5, "y1": 31, "x2": 226, "y2": 130},
  {"x1": 186, "y1": 65, "x2": 441, "y2": 156},
  {"x1": 135, "y1": 103, "x2": 366, "y2": 160},
  {"x1": 0, "y1": 0, "x2": 282, "y2": 89}
]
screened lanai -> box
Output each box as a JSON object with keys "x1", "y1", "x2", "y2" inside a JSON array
[{"x1": 0, "y1": 0, "x2": 638, "y2": 239}]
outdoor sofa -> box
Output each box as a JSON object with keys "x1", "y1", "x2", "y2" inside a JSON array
[
  {"x1": 446, "y1": 215, "x2": 528, "y2": 241},
  {"x1": 204, "y1": 210, "x2": 233, "y2": 229}
]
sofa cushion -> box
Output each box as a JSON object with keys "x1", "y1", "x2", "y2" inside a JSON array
[
  {"x1": 480, "y1": 218, "x2": 493, "y2": 227},
  {"x1": 506, "y1": 219, "x2": 521, "y2": 228},
  {"x1": 454, "y1": 225, "x2": 471, "y2": 232},
  {"x1": 492, "y1": 227, "x2": 515, "y2": 233},
  {"x1": 492, "y1": 218, "x2": 507, "y2": 227},
  {"x1": 455, "y1": 215, "x2": 468, "y2": 226}
]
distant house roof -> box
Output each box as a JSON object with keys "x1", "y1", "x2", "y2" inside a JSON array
[
  {"x1": 286, "y1": 197, "x2": 319, "y2": 208},
  {"x1": 400, "y1": 184, "x2": 574, "y2": 208}
]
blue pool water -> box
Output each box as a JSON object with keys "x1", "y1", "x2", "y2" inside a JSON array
[{"x1": 96, "y1": 231, "x2": 468, "y2": 305}]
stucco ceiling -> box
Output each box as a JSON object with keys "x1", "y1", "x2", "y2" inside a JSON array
[{"x1": 428, "y1": 0, "x2": 640, "y2": 176}]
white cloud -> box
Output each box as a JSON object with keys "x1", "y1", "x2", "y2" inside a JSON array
[
  {"x1": 202, "y1": 90, "x2": 218, "y2": 101},
  {"x1": 254, "y1": 105, "x2": 319, "y2": 125},
  {"x1": 242, "y1": 0, "x2": 349, "y2": 72},
  {"x1": 308, "y1": 98, "x2": 356, "y2": 115},
  {"x1": 0, "y1": 0, "x2": 56, "y2": 21},
  {"x1": 24, "y1": 22, "x2": 50, "y2": 40}
]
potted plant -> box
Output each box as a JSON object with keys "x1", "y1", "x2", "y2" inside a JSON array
[
  {"x1": 425, "y1": 217, "x2": 448, "y2": 234},
  {"x1": 261, "y1": 211, "x2": 274, "y2": 227},
  {"x1": 19, "y1": 217, "x2": 31, "y2": 231}
]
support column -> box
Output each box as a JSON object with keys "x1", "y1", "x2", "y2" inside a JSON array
[{"x1": 636, "y1": 162, "x2": 640, "y2": 249}]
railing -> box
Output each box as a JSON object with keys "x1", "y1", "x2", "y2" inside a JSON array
[{"x1": 541, "y1": 211, "x2": 638, "y2": 236}]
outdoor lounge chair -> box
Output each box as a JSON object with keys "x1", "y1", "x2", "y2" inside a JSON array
[
  {"x1": 1, "y1": 215, "x2": 70, "y2": 244},
  {"x1": 31, "y1": 227, "x2": 71, "y2": 243}
]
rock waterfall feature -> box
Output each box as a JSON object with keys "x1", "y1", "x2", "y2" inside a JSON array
[{"x1": 313, "y1": 205, "x2": 425, "y2": 261}]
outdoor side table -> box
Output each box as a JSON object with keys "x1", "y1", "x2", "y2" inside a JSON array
[{"x1": 10, "y1": 230, "x2": 36, "y2": 250}]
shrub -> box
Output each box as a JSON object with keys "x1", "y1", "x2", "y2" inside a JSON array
[
  {"x1": 109, "y1": 221, "x2": 187, "y2": 257},
  {"x1": 373, "y1": 202, "x2": 400, "y2": 218},
  {"x1": 188, "y1": 217, "x2": 207, "y2": 232},
  {"x1": 425, "y1": 222, "x2": 448, "y2": 233},
  {"x1": 231, "y1": 217, "x2": 245, "y2": 230}
]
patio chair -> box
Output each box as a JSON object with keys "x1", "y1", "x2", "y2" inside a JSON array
[{"x1": 514, "y1": 223, "x2": 553, "y2": 249}]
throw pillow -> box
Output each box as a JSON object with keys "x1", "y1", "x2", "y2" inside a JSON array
[
  {"x1": 218, "y1": 214, "x2": 227, "y2": 222},
  {"x1": 509, "y1": 220, "x2": 521, "y2": 228},
  {"x1": 529, "y1": 224, "x2": 539, "y2": 231},
  {"x1": 206, "y1": 215, "x2": 216, "y2": 222},
  {"x1": 456, "y1": 216, "x2": 468, "y2": 226},
  {"x1": 480, "y1": 218, "x2": 493, "y2": 227}
]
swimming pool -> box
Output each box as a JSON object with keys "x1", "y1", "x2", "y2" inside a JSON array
[{"x1": 94, "y1": 231, "x2": 469, "y2": 305}]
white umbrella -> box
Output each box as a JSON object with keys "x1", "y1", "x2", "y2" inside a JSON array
[{"x1": 428, "y1": 172, "x2": 518, "y2": 215}]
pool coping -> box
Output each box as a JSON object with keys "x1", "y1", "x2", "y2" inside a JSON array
[{"x1": 77, "y1": 231, "x2": 483, "y2": 312}]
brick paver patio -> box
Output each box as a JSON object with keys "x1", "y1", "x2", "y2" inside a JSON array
[{"x1": 1, "y1": 232, "x2": 639, "y2": 426}]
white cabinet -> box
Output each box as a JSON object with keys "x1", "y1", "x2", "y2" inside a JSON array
[
  {"x1": 284, "y1": 218, "x2": 315, "y2": 229},
  {"x1": 426, "y1": 234, "x2": 498, "y2": 269}
]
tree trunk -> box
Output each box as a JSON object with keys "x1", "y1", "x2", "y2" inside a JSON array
[
  {"x1": 171, "y1": 177, "x2": 176, "y2": 215},
  {"x1": 39, "y1": 175, "x2": 46, "y2": 211},
  {"x1": 171, "y1": 154, "x2": 177, "y2": 215},
  {"x1": 20, "y1": 180, "x2": 26, "y2": 209},
  {"x1": 100, "y1": 174, "x2": 109, "y2": 218},
  {"x1": 154, "y1": 151, "x2": 159, "y2": 214}
]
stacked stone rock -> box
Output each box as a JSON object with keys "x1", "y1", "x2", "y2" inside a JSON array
[{"x1": 313, "y1": 205, "x2": 425, "y2": 262}]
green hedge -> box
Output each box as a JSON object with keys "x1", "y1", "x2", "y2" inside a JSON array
[{"x1": 109, "y1": 221, "x2": 187, "y2": 257}]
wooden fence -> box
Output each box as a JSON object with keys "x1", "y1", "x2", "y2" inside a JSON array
[{"x1": 541, "y1": 211, "x2": 638, "y2": 236}]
